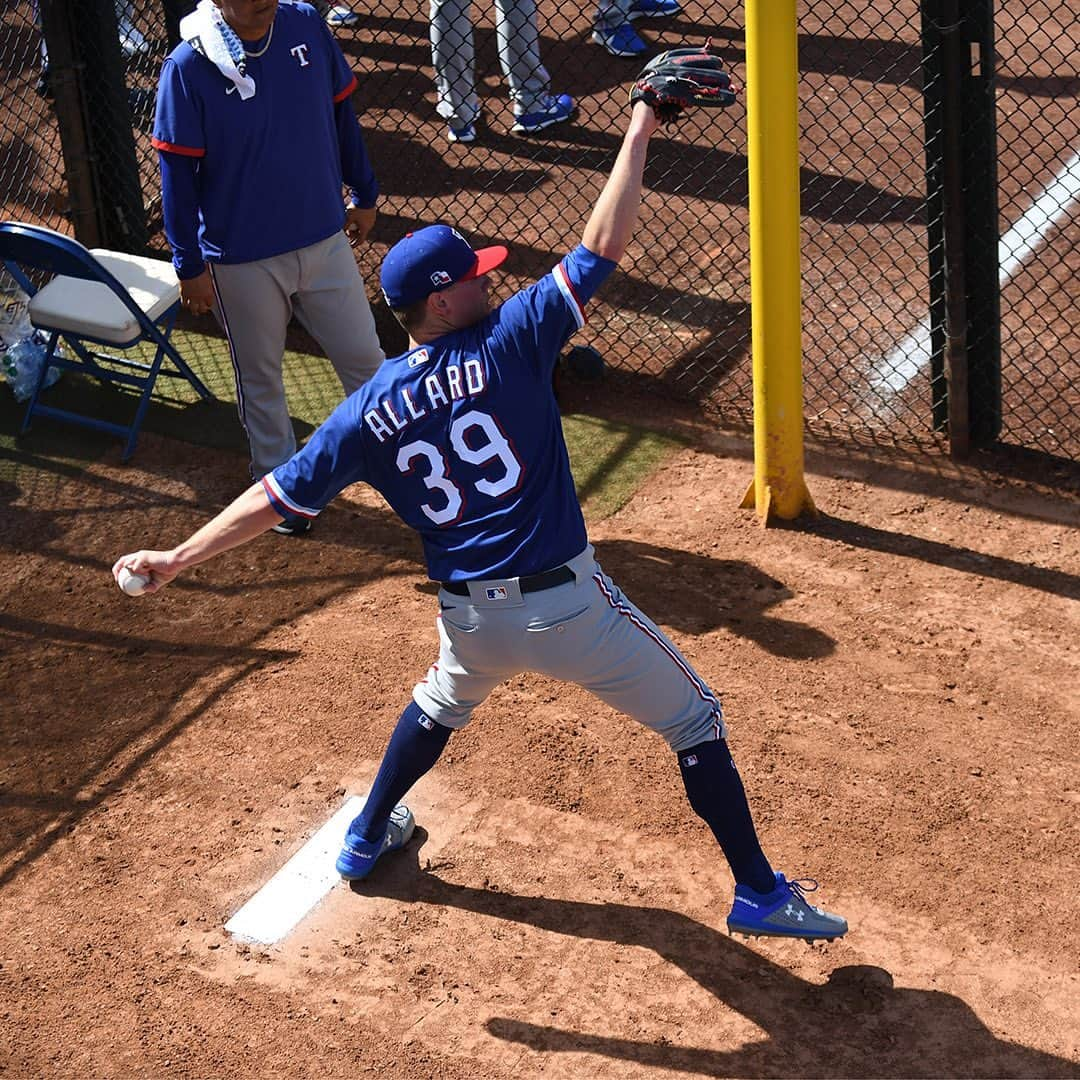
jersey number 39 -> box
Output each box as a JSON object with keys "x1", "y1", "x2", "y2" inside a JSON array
[{"x1": 396, "y1": 409, "x2": 523, "y2": 526}]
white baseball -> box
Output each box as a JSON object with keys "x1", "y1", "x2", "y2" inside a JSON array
[{"x1": 117, "y1": 567, "x2": 151, "y2": 597}]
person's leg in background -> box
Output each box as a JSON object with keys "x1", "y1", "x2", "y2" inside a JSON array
[
  {"x1": 592, "y1": 0, "x2": 681, "y2": 57},
  {"x1": 493, "y1": 0, "x2": 574, "y2": 134},
  {"x1": 592, "y1": 0, "x2": 647, "y2": 57},
  {"x1": 207, "y1": 256, "x2": 298, "y2": 485},
  {"x1": 291, "y1": 232, "x2": 384, "y2": 397},
  {"x1": 113, "y1": 0, "x2": 150, "y2": 56},
  {"x1": 430, "y1": 0, "x2": 481, "y2": 142}
]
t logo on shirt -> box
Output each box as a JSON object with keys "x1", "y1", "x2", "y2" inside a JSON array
[{"x1": 291, "y1": 44, "x2": 310, "y2": 67}]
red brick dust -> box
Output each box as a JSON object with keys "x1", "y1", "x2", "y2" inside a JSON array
[{"x1": 0, "y1": 394, "x2": 1077, "y2": 1078}]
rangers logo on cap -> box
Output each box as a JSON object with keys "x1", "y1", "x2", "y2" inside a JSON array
[{"x1": 430, "y1": 270, "x2": 452, "y2": 287}]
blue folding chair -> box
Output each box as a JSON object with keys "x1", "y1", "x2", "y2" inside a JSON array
[{"x1": 0, "y1": 221, "x2": 215, "y2": 461}]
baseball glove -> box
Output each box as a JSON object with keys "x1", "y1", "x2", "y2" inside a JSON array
[{"x1": 629, "y1": 42, "x2": 737, "y2": 123}]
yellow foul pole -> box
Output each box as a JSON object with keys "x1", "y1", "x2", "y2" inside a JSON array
[{"x1": 739, "y1": 0, "x2": 816, "y2": 522}]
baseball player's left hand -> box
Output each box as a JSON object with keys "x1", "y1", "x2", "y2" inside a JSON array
[{"x1": 345, "y1": 204, "x2": 376, "y2": 243}]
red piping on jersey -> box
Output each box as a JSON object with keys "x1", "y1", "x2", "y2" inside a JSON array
[
  {"x1": 554, "y1": 261, "x2": 587, "y2": 327},
  {"x1": 151, "y1": 136, "x2": 205, "y2": 158},
  {"x1": 333, "y1": 76, "x2": 358, "y2": 103},
  {"x1": 260, "y1": 475, "x2": 318, "y2": 519}
]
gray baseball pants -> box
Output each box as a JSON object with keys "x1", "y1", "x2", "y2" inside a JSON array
[
  {"x1": 595, "y1": 0, "x2": 634, "y2": 30},
  {"x1": 413, "y1": 546, "x2": 726, "y2": 752},
  {"x1": 208, "y1": 231, "x2": 384, "y2": 479},
  {"x1": 429, "y1": 0, "x2": 551, "y2": 127}
]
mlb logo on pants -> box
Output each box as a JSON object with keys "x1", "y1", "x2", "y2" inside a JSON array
[{"x1": 486, "y1": 586, "x2": 509, "y2": 601}]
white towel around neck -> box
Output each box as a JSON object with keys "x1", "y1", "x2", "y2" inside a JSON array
[{"x1": 179, "y1": 0, "x2": 258, "y2": 100}]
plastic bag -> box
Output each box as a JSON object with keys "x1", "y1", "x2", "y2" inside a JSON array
[
  {"x1": 0, "y1": 272, "x2": 34, "y2": 348},
  {"x1": 1, "y1": 274, "x2": 61, "y2": 402}
]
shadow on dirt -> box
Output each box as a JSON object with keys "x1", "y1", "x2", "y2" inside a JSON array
[
  {"x1": 593, "y1": 538, "x2": 835, "y2": 658},
  {"x1": 356, "y1": 832, "x2": 1076, "y2": 1078},
  {"x1": 802, "y1": 513, "x2": 1080, "y2": 602}
]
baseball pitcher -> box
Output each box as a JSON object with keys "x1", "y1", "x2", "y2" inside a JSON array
[{"x1": 115, "y1": 90, "x2": 847, "y2": 943}]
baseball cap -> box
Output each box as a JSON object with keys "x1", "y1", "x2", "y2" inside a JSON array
[{"x1": 380, "y1": 224, "x2": 508, "y2": 308}]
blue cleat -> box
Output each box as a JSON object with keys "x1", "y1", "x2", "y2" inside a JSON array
[
  {"x1": 325, "y1": 5, "x2": 361, "y2": 27},
  {"x1": 336, "y1": 803, "x2": 415, "y2": 881},
  {"x1": 727, "y1": 873, "x2": 848, "y2": 942},
  {"x1": 512, "y1": 94, "x2": 575, "y2": 134},
  {"x1": 591, "y1": 23, "x2": 649, "y2": 57},
  {"x1": 628, "y1": 0, "x2": 682, "y2": 19},
  {"x1": 447, "y1": 122, "x2": 476, "y2": 144}
]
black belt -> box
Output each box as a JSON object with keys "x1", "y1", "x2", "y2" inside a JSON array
[{"x1": 440, "y1": 565, "x2": 575, "y2": 597}]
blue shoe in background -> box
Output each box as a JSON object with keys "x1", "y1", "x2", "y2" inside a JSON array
[
  {"x1": 447, "y1": 122, "x2": 476, "y2": 144},
  {"x1": 336, "y1": 803, "x2": 416, "y2": 881},
  {"x1": 629, "y1": 0, "x2": 682, "y2": 19},
  {"x1": 512, "y1": 94, "x2": 575, "y2": 134},
  {"x1": 727, "y1": 873, "x2": 848, "y2": 941},
  {"x1": 591, "y1": 23, "x2": 649, "y2": 57},
  {"x1": 325, "y1": 5, "x2": 361, "y2": 26}
]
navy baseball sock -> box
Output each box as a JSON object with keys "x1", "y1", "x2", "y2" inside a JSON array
[
  {"x1": 677, "y1": 738, "x2": 776, "y2": 894},
  {"x1": 352, "y1": 702, "x2": 453, "y2": 842}
]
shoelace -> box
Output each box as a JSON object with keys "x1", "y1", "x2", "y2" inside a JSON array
[
  {"x1": 788, "y1": 877, "x2": 829, "y2": 915},
  {"x1": 787, "y1": 878, "x2": 820, "y2": 902}
]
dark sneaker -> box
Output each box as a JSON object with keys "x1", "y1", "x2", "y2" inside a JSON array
[
  {"x1": 447, "y1": 122, "x2": 476, "y2": 144},
  {"x1": 727, "y1": 873, "x2": 848, "y2": 942},
  {"x1": 629, "y1": 0, "x2": 682, "y2": 18},
  {"x1": 512, "y1": 94, "x2": 575, "y2": 134},
  {"x1": 336, "y1": 804, "x2": 415, "y2": 881},
  {"x1": 591, "y1": 23, "x2": 648, "y2": 57},
  {"x1": 325, "y1": 5, "x2": 360, "y2": 26},
  {"x1": 271, "y1": 513, "x2": 313, "y2": 536}
]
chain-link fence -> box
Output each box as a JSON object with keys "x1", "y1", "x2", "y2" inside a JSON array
[{"x1": 1, "y1": 0, "x2": 1077, "y2": 461}]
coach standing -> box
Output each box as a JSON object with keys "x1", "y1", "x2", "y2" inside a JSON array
[{"x1": 152, "y1": 0, "x2": 384, "y2": 535}]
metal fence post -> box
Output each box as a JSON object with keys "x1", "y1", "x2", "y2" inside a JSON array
[
  {"x1": 922, "y1": 0, "x2": 1001, "y2": 456},
  {"x1": 162, "y1": 0, "x2": 188, "y2": 50},
  {"x1": 69, "y1": 0, "x2": 149, "y2": 252},
  {"x1": 960, "y1": 0, "x2": 1001, "y2": 448},
  {"x1": 940, "y1": 0, "x2": 971, "y2": 456},
  {"x1": 38, "y1": 0, "x2": 101, "y2": 247}
]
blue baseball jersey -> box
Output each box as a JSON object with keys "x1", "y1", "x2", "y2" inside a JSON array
[
  {"x1": 263, "y1": 244, "x2": 616, "y2": 581},
  {"x1": 152, "y1": 1, "x2": 377, "y2": 277}
]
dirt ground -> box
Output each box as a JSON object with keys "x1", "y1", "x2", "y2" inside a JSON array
[{"x1": 0, "y1": 386, "x2": 1077, "y2": 1079}]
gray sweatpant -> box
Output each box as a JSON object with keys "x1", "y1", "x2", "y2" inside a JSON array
[
  {"x1": 208, "y1": 232, "x2": 384, "y2": 479},
  {"x1": 595, "y1": 0, "x2": 635, "y2": 30},
  {"x1": 430, "y1": 0, "x2": 551, "y2": 127},
  {"x1": 413, "y1": 546, "x2": 726, "y2": 752}
]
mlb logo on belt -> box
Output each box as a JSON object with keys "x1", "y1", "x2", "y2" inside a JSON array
[{"x1": 485, "y1": 586, "x2": 508, "y2": 601}]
